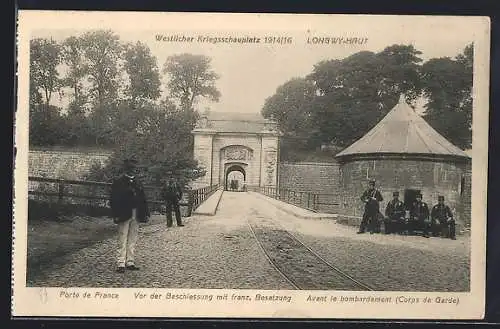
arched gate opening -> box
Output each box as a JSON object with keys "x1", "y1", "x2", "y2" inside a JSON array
[{"x1": 225, "y1": 164, "x2": 246, "y2": 191}]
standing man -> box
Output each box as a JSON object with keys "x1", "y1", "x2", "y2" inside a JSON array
[
  {"x1": 410, "y1": 192, "x2": 430, "y2": 238},
  {"x1": 358, "y1": 179, "x2": 383, "y2": 234},
  {"x1": 110, "y1": 159, "x2": 150, "y2": 273},
  {"x1": 161, "y1": 172, "x2": 184, "y2": 227},
  {"x1": 384, "y1": 191, "x2": 406, "y2": 234},
  {"x1": 431, "y1": 195, "x2": 456, "y2": 240}
]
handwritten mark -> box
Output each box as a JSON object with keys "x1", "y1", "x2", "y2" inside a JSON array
[{"x1": 39, "y1": 287, "x2": 48, "y2": 304}]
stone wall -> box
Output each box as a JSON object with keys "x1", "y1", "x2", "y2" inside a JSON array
[
  {"x1": 278, "y1": 161, "x2": 341, "y2": 213},
  {"x1": 337, "y1": 157, "x2": 471, "y2": 226},
  {"x1": 28, "y1": 148, "x2": 112, "y2": 180}
]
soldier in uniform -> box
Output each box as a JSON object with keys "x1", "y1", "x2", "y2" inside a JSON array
[
  {"x1": 110, "y1": 159, "x2": 150, "y2": 273},
  {"x1": 357, "y1": 179, "x2": 383, "y2": 234},
  {"x1": 384, "y1": 191, "x2": 406, "y2": 234},
  {"x1": 410, "y1": 192, "x2": 430, "y2": 238},
  {"x1": 431, "y1": 195, "x2": 456, "y2": 240},
  {"x1": 161, "y1": 172, "x2": 184, "y2": 227}
]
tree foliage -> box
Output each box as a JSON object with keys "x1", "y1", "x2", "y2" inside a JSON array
[
  {"x1": 29, "y1": 31, "x2": 218, "y2": 186},
  {"x1": 123, "y1": 41, "x2": 162, "y2": 105},
  {"x1": 61, "y1": 36, "x2": 88, "y2": 112},
  {"x1": 262, "y1": 43, "x2": 473, "y2": 160},
  {"x1": 163, "y1": 53, "x2": 221, "y2": 110},
  {"x1": 30, "y1": 38, "x2": 63, "y2": 106},
  {"x1": 261, "y1": 78, "x2": 319, "y2": 159},
  {"x1": 421, "y1": 43, "x2": 473, "y2": 149}
]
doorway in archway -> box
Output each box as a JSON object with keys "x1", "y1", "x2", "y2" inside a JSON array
[{"x1": 225, "y1": 164, "x2": 246, "y2": 191}]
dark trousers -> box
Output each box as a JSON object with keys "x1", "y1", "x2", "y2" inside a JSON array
[
  {"x1": 359, "y1": 210, "x2": 379, "y2": 233},
  {"x1": 432, "y1": 221, "x2": 456, "y2": 239},
  {"x1": 166, "y1": 200, "x2": 182, "y2": 226},
  {"x1": 409, "y1": 219, "x2": 429, "y2": 236},
  {"x1": 448, "y1": 220, "x2": 456, "y2": 239},
  {"x1": 384, "y1": 217, "x2": 403, "y2": 234}
]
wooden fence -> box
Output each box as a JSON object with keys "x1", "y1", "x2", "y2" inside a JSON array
[
  {"x1": 28, "y1": 176, "x2": 219, "y2": 218},
  {"x1": 250, "y1": 186, "x2": 339, "y2": 213}
]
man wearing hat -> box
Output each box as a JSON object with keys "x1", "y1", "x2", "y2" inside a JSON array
[
  {"x1": 409, "y1": 192, "x2": 430, "y2": 238},
  {"x1": 384, "y1": 191, "x2": 406, "y2": 234},
  {"x1": 431, "y1": 195, "x2": 456, "y2": 240},
  {"x1": 161, "y1": 172, "x2": 184, "y2": 227},
  {"x1": 358, "y1": 179, "x2": 383, "y2": 234},
  {"x1": 110, "y1": 159, "x2": 150, "y2": 273}
]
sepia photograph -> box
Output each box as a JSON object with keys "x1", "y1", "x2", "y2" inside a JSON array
[{"x1": 13, "y1": 11, "x2": 489, "y2": 319}]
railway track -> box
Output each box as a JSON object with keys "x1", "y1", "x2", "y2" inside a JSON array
[{"x1": 247, "y1": 216, "x2": 375, "y2": 291}]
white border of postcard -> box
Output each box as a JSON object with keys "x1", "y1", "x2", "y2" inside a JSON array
[{"x1": 13, "y1": 11, "x2": 490, "y2": 319}]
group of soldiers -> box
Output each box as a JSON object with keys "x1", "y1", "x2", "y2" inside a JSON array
[
  {"x1": 109, "y1": 159, "x2": 184, "y2": 273},
  {"x1": 358, "y1": 179, "x2": 456, "y2": 240}
]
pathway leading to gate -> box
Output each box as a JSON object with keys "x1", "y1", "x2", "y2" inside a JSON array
[{"x1": 29, "y1": 192, "x2": 471, "y2": 291}]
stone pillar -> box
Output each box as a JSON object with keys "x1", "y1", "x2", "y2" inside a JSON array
[
  {"x1": 260, "y1": 133, "x2": 279, "y2": 187},
  {"x1": 192, "y1": 129, "x2": 216, "y2": 189}
]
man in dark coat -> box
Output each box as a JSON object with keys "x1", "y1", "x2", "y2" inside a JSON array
[
  {"x1": 384, "y1": 191, "x2": 406, "y2": 234},
  {"x1": 110, "y1": 159, "x2": 150, "y2": 273},
  {"x1": 358, "y1": 179, "x2": 383, "y2": 234},
  {"x1": 431, "y1": 195, "x2": 456, "y2": 240},
  {"x1": 410, "y1": 192, "x2": 430, "y2": 238},
  {"x1": 161, "y1": 173, "x2": 184, "y2": 227}
]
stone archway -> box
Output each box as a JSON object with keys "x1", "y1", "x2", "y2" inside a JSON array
[
  {"x1": 225, "y1": 164, "x2": 246, "y2": 191},
  {"x1": 191, "y1": 111, "x2": 281, "y2": 189}
]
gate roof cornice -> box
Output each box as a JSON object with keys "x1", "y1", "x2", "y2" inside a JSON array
[{"x1": 192, "y1": 128, "x2": 217, "y2": 135}]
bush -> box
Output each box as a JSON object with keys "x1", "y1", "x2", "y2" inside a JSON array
[{"x1": 28, "y1": 200, "x2": 111, "y2": 221}]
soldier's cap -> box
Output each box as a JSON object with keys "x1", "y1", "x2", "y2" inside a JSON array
[
  {"x1": 368, "y1": 179, "x2": 376, "y2": 184},
  {"x1": 438, "y1": 195, "x2": 445, "y2": 200},
  {"x1": 393, "y1": 191, "x2": 399, "y2": 196}
]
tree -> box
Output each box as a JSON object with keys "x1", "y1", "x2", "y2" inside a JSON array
[
  {"x1": 30, "y1": 38, "x2": 63, "y2": 106},
  {"x1": 86, "y1": 103, "x2": 205, "y2": 188},
  {"x1": 61, "y1": 36, "x2": 88, "y2": 112},
  {"x1": 261, "y1": 78, "x2": 320, "y2": 159},
  {"x1": 306, "y1": 44, "x2": 423, "y2": 148},
  {"x1": 163, "y1": 53, "x2": 221, "y2": 111},
  {"x1": 421, "y1": 43, "x2": 473, "y2": 149},
  {"x1": 29, "y1": 38, "x2": 68, "y2": 146},
  {"x1": 29, "y1": 105, "x2": 69, "y2": 146},
  {"x1": 123, "y1": 41, "x2": 161, "y2": 105},
  {"x1": 79, "y1": 30, "x2": 123, "y2": 146}
]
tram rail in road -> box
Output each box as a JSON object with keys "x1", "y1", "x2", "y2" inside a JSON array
[{"x1": 247, "y1": 215, "x2": 375, "y2": 291}]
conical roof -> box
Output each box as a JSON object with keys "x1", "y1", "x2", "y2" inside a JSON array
[{"x1": 335, "y1": 95, "x2": 470, "y2": 159}]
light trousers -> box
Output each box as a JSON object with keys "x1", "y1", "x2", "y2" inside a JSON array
[{"x1": 117, "y1": 208, "x2": 139, "y2": 267}]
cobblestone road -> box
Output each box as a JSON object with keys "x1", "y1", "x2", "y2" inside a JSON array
[{"x1": 29, "y1": 192, "x2": 470, "y2": 291}]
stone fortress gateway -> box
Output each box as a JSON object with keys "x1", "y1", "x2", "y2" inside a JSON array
[{"x1": 192, "y1": 110, "x2": 280, "y2": 190}]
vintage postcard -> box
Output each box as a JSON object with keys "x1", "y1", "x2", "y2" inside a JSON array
[{"x1": 13, "y1": 11, "x2": 490, "y2": 319}]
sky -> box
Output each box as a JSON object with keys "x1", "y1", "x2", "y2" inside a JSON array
[{"x1": 31, "y1": 14, "x2": 478, "y2": 115}]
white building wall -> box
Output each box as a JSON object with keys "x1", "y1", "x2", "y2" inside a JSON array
[{"x1": 192, "y1": 132, "x2": 215, "y2": 188}]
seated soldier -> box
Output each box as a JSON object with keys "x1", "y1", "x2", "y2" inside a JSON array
[
  {"x1": 431, "y1": 195, "x2": 457, "y2": 240},
  {"x1": 410, "y1": 193, "x2": 430, "y2": 238},
  {"x1": 384, "y1": 191, "x2": 405, "y2": 234}
]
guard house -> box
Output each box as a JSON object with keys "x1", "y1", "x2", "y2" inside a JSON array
[{"x1": 335, "y1": 95, "x2": 472, "y2": 225}]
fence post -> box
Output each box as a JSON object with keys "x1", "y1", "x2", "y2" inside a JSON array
[
  {"x1": 58, "y1": 182, "x2": 65, "y2": 203},
  {"x1": 187, "y1": 190, "x2": 194, "y2": 217}
]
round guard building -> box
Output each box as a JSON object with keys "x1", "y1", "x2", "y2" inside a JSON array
[{"x1": 334, "y1": 95, "x2": 472, "y2": 227}]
